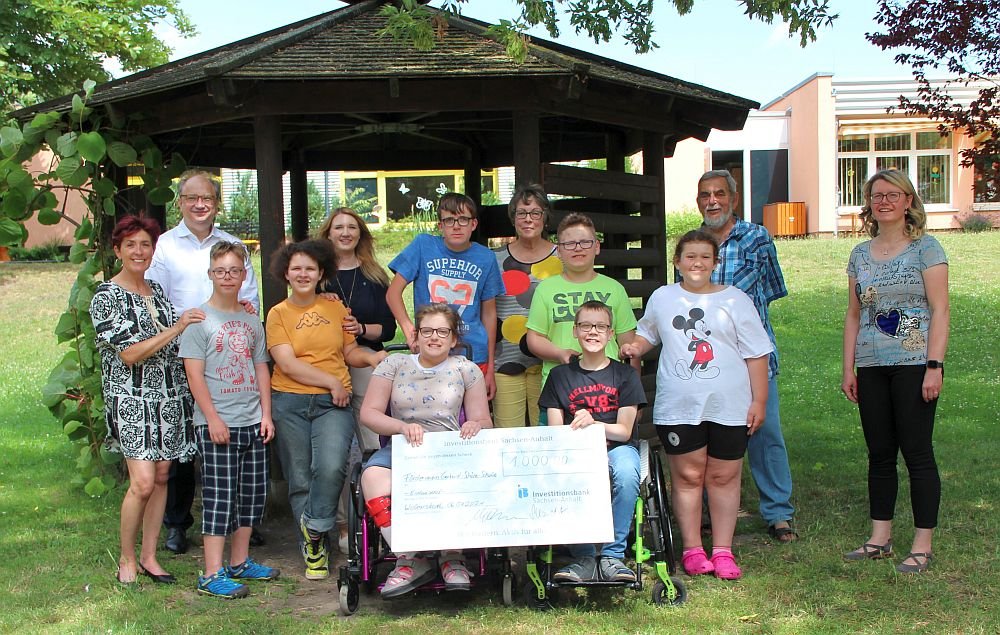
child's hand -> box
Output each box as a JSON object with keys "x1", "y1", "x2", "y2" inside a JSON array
[
  {"x1": 558, "y1": 348, "x2": 579, "y2": 365},
  {"x1": 319, "y1": 292, "x2": 341, "y2": 304},
  {"x1": 746, "y1": 402, "x2": 766, "y2": 435},
  {"x1": 238, "y1": 299, "x2": 258, "y2": 316},
  {"x1": 402, "y1": 322, "x2": 418, "y2": 352},
  {"x1": 460, "y1": 419, "x2": 484, "y2": 439},
  {"x1": 259, "y1": 417, "x2": 275, "y2": 444},
  {"x1": 207, "y1": 416, "x2": 230, "y2": 445},
  {"x1": 570, "y1": 408, "x2": 596, "y2": 429},
  {"x1": 619, "y1": 343, "x2": 639, "y2": 360},
  {"x1": 329, "y1": 379, "x2": 351, "y2": 407},
  {"x1": 402, "y1": 422, "x2": 424, "y2": 446}
]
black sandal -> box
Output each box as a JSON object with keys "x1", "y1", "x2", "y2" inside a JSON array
[
  {"x1": 843, "y1": 540, "x2": 892, "y2": 561},
  {"x1": 767, "y1": 523, "x2": 799, "y2": 543},
  {"x1": 895, "y1": 551, "x2": 932, "y2": 573}
]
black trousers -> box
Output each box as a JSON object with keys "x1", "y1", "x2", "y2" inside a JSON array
[
  {"x1": 163, "y1": 459, "x2": 196, "y2": 531},
  {"x1": 857, "y1": 365, "x2": 940, "y2": 529}
]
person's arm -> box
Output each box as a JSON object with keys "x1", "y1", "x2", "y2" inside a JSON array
[
  {"x1": 269, "y1": 343, "x2": 350, "y2": 406},
  {"x1": 526, "y1": 330, "x2": 577, "y2": 365},
  {"x1": 458, "y1": 376, "x2": 492, "y2": 439},
  {"x1": 256, "y1": 361, "x2": 274, "y2": 443},
  {"x1": 481, "y1": 297, "x2": 497, "y2": 400},
  {"x1": 616, "y1": 329, "x2": 641, "y2": 372},
  {"x1": 546, "y1": 408, "x2": 565, "y2": 426},
  {"x1": 344, "y1": 340, "x2": 387, "y2": 369},
  {"x1": 119, "y1": 308, "x2": 205, "y2": 367},
  {"x1": 922, "y1": 263, "x2": 949, "y2": 402},
  {"x1": 745, "y1": 355, "x2": 769, "y2": 435},
  {"x1": 386, "y1": 273, "x2": 416, "y2": 349},
  {"x1": 183, "y1": 358, "x2": 230, "y2": 445},
  {"x1": 359, "y1": 375, "x2": 425, "y2": 446},
  {"x1": 239, "y1": 249, "x2": 261, "y2": 315},
  {"x1": 620, "y1": 334, "x2": 654, "y2": 362},
  {"x1": 841, "y1": 275, "x2": 861, "y2": 403},
  {"x1": 370, "y1": 281, "x2": 397, "y2": 344}
]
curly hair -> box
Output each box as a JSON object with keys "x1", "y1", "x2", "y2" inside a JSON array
[{"x1": 269, "y1": 239, "x2": 335, "y2": 284}]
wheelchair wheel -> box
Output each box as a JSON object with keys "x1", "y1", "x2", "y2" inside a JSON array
[
  {"x1": 652, "y1": 577, "x2": 687, "y2": 606},
  {"x1": 339, "y1": 578, "x2": 360, "y2": 615},
  {"x1": 502, "y1": 572, "x2": 515, "y2": 607},
  {"x1": 647, "y1": 449, "x2": 677, "y2": 570},
  {"x1": 522, "y1": 580, "x2": 555, "y2": 610}
]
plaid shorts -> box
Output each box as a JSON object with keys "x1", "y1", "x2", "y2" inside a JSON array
[{"x1": 197, "y1": 424, "x2": 268, "y2": 536}]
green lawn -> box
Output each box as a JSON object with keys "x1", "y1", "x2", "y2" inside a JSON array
[{"x1": 1, "y1": 232, "x2": 998, "y2": 633}]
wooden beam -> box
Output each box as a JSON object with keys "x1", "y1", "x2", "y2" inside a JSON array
[
  {"x1": 289, "y1": 152, "x2": 309, "y2": 241},
  {"x1": 254, "y1": 115, "x2": 286, "y2": 316},
  {"x1": 542, "y1": 163, "x2": 661, "y2": 203},
  {"x1": 512, "y1": 111, "x2": 540, "y2": 186}
]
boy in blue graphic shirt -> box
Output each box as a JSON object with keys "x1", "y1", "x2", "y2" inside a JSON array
[{"x1": 387, "y1": 192, "x2": 505, "y2": 397}]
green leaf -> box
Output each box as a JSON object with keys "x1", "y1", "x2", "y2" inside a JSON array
[
  {"x1": 36, "y1": 208, "x2": 62, "y2": 225},
  {"x1": 141, "y1": 146, "x2": 163, "y2": 169},
  {"x1": 77, "y1": 132, "x2": 107, "y2": 163},
  {"x1": 63, "y1": 419, "x2": 84, "y2": 436},
  {"x1": 0, "y1": 126, "x2": 23, "y2": 158},
  {"x1": 84, "y1": 476, "x2": 108, "y2": 497},
  {"x1": 0, "y1": 217, "x2": 23, "y2": 246},
  {"x1": 2, "y1": 189, "x2": 28, "y2": 219},
  {"x1": 74, "y1": 216, "x2": 93, "y2": 241},
  {"x1": 5, "y1": 166, "x2": 31, "y2": 189},
  {"x1": 55, "y1": 155, "x2": 81, "y2": 182},
  {"x1": 107, "y1": 141, "x2": 137, "y2": 167},
  {"x1": 99, "y1": 446, "x2": 120, "y2": 465},
  {"x1": 102, "y1": 197, "x2": 116, "y2": 216},
  {"x1": 92, "y1": 177, "x2": 115, "y2": 197},
  {"x1": 56, "y1": 132, "x2": 78, "y2": 157},
  {"x1": 40, "y1": 381, "x2": 67, "y2": 408},
  {"x1": 30, "y1": 112, "x2": 61, "y2": 130},
  {"x1": 69, "y1": 241, "x2": 89, "y2": 264},
  {"x1": 54, "y1": 311, "x2": 78, "y2": 343},
  {"x1": 71, "y1": 94, "x2": 85, "y2": 117},
  {"x1": 83, "y1": 79, "x2": 97, "y2": 97},
  {"x1": 74, "y1": 285, "x2": 94, "y2": 312},
  {"x1": 21, "y1": 121, "x2": 44, "y2": 145},
  {"x1": 147, "y1": 186, "x2": 175, "y2": 205},
  {"x1": 165, "y1": 153, "x2": 187, "y2": 178}
]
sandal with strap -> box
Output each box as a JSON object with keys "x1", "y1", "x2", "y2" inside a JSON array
[
  {"x1": 767, "y1": 523, "x2": 799, "y2": 544},
  {"x1": 381, "y1": 555, "x2": 436, "y2": 599},
  {"x1": 681, "y1": 547, "x2": 715, "y2": 576},
  {"x1": 843, "y1": 540, "x2": 893, "y2": 561},
  {"x1": 710, "y1": 551, "x2": 742, "y2": 580},
  {"x1": 440, "y1": 558, "x2": 473, "y2": 591},
  {"x1": 895, "y1": 551, "x2": 932, "y2": 574}
]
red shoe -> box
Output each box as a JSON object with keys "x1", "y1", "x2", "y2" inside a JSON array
[
  {"x1": 681, "y1": 547, "x2": 715, "y2": 576},
  {"x1": 711, "y1": 551, "x2": 742, "y2": 580}
]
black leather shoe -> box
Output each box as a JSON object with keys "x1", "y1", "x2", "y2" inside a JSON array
[
  {"x1": 139, "y1": 565, "x2": 177, "y2": 584},
  {"x1": 249, "y1": 528, "x2": 266, "y2": 547},
  {"x1": 164, "y1": 527, "x2": 189, "y2": 554}
]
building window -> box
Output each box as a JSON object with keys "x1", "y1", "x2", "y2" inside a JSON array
[
  {"x1": 973, "y1": 153, "x2": 1000, "y2": 204},
  {"x1": 838, "y1": 130, "x2": 952, "y2": 208}
]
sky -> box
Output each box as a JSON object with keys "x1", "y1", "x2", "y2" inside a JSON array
[{"x1": 164, "y1": 1, "x2": 910, "y2": 106}]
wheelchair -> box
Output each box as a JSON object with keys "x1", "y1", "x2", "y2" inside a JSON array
[
  {"x1": 337, "y1": 456, "x2": 516, "y2": 614},
  {"x1": 522, "y1": 440, "x2": 687, "y2": 608}
]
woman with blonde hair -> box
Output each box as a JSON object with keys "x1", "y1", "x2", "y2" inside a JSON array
[{"x1": 841, "y1": 169, "x2": 949, "y2": 574}]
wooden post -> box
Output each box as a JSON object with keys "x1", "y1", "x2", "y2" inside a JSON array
[
  {"x1": 254, "y1": 115, "x2": 286, "y2": 316},
  {"x1": 640, "y1": 130, "x2": 667, "y2": 296},
  {"x1": 513, "y1": 110, "x2": 541, "y2": 186},
  {"x1": 464, "y1": 148, "x2": 485, "y2": 243},
  {"x1": 289, "y1": 151, "x2": 309, "y2": 241},
  {"x1": 601, "y1": 132, "x2": 627, "y2": 282}
]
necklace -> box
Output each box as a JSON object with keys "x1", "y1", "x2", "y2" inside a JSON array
[
  {"x1": 877, "y1": 235, "x2": 910, "y2": 256},
  {"x1": 336, "y1": 267, "x2": 359, "y2": 308}
]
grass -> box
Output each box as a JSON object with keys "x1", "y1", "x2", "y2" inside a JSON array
[{"x1": 1, "y1": 232, "x2": 999, "y2": 633}]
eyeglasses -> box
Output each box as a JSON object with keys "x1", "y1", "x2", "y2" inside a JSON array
[
  {"x1": 575, "y1": 322, "x2": 611, "y2": 333},
  {"x1": 558, "y1": 239, "x2": 596, "y2": 251},
  {"x1": 870, "y1": 192, "x2": 905, "y2": 204},
  {"x1": 179, "y1": 194, "x2": 217, "y2": 205},
  {"x1": 440, "y1": 216, "x2": 473, "y2": 227},
  {"x1": 514, "y1": 210, "x2": 543, "y2": 220},
  {"x1": 209, "y1": 267, "x2": 245, "y2": 279},
  {"x1": 418, "y1": 327, "x2": 453, "y2": 338}
]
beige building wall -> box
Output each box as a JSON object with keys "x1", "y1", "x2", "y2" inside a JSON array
[
  {"x1": 663, "y1": 139, "x2": 710, "y2": 213},
  {"x1": 21, "y1": 151, "x2": 88, "y2": 248}
]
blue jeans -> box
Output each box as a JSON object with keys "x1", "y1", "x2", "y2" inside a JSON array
[
  {"x1": 746, "y1": 376, "x2": 795, "y2": 524},
  {"x1": 272, "y1": 391, "x2": 355, "y2": 535},
  {"x1": 570, "y1": 443, "x2": 640, "y2": 560}
]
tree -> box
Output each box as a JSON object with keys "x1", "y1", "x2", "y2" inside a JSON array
[
  {"x1": 380, "y1": 0, "x2": 837, "y2": 62},
  {"x1": 867, "y1": 0, "x2": 1000, "y2": 170},
  {"x1": 0, "y1": 0, "x2": 194, "y2": 114}
]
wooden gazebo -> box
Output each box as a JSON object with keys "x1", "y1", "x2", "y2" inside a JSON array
[{"x1": 14, "y1": 0, "x2": 757, "y2": 316}]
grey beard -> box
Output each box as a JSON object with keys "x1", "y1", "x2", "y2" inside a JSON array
[{"x1": 702, "y1": 210, "x2": 733, "y2": 229}]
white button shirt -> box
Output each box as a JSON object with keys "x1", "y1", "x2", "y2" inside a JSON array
[{"x1": 147, "y1": 222, "x2": 260, "y2": 314}]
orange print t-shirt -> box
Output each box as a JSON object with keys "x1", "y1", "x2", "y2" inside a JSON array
[{"x1": 266, "y1": 297, "x2": 355, "y2": 394}]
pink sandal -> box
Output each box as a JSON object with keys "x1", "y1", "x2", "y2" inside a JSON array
[
  {"x1": 711, "y1": 551, "x2": 742, "y2": 580},
  {"x1": 440, "y1": 558, "x2": 472, "y2": 591},
  {"x1": 381, "y1": 555, "x2": 436, "y2": 598},
  {"x1": 682, "y1": 547, "x2": 715, "y2": 576}
]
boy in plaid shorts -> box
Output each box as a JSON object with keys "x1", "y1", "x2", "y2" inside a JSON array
[{"x1": 180, "y1": 241, "x2": 279, "y2": 598}]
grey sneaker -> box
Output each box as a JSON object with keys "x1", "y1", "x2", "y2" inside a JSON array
[
  {"x1": 598, "y1": 556, "x2": 636, "y2": 582},
  {"x1": 552, "y1": 556, "x2": 597, "y2": 583}
]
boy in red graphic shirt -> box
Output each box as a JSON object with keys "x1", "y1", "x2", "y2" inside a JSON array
[{"x1": 538, "y1": 301, "x2": 646, "y2": 583}]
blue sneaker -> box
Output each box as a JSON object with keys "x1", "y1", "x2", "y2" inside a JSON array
[
  {"x1": 197, "y1": 568, "x2": 249, "y2": 599},
  {"x1": 228, "y1": 557, "x2": 280, "y2": 581}
]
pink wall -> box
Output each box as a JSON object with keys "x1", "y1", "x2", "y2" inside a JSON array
[{"x1": 21, "y1": 151, "x2": 89, "y2": 248}]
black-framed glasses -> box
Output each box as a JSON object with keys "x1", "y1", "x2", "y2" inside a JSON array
[
  {"x1": 558, "y1": 239, "x2": 595, "y2": 250},
  {"x1": 440, "y1": 216, "x2": 473, "y2": 227},
  {"x1": 870, "y1": 192, "x2": 904, "y2": 204},
  {"x1": 178, "y1": 194, "x2": 217, "y2": 205},
  {"x1": 209, "y1": 267, "x2": 245, "y2": 279},
  {"x1": 514, "y1": 209, "x2": 543, "y2": 220},
  {"x1": 418, "y1": 327, "x2": 453, "y2": 338},
  {"x1": 575, "y1": 322, "x2": 611, "y2": 333}
]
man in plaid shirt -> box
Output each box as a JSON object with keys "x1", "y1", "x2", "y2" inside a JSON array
[{"x1": 690, "y1": 169, "x2": 798, "y2": 543}]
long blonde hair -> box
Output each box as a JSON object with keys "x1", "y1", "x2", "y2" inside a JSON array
[
  {"x1": 860, "y1": 170, "x2": 927, "y2": 239},
  {"x1": 314, "y1": 207, "x2": 390, "y2": 286}
]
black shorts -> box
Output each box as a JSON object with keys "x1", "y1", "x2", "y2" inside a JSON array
[{"x1": 656, "y1": 421, "x2": 748, "y2": 461}]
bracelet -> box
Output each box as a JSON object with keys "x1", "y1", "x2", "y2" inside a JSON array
[{"x1": 360, "y1": 323, "x2": 367, "y2": 337}]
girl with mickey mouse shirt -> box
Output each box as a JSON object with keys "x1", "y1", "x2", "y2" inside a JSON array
[{"x1": 621, "y1": 229, "x2": 772, "y2": 580}]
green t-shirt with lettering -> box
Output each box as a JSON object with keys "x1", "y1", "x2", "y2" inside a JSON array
[{"x1": 525, "y1": 273, "x2": 637, "y2": 389}]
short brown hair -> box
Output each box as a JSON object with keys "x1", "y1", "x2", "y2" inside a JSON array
[
  {"x1": 111, "y1": 215, "x2": 161, "y2": 248},
  {"x1": 438, "y1": 192, "x2": 478, "y2": 219},
  {"x1": 414, "y1": 303, "x2": 464, "y2": 346},
  {"x1": 556, "y1": 212, "x2": 596, "y2": 238},
  {"x1": 575, "y1": 300, "x2": 612, "y2": 325},
  {"x1": 209, "y1": 240, "x2": 248, "y2": 264}
]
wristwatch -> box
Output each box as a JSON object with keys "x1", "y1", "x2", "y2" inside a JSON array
[{"x1": 926, "y1": 360, "x2": 944, "y2": 370}]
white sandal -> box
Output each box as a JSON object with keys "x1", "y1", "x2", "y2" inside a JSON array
[
  {"x1": 381, "y1": 555, "x2": 436, "y2": 598},
  {"x1": 440, "y1": 558, "x2": 472, "y2": 591}
]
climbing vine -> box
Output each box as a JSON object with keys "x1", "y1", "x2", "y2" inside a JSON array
[{"x1": 0, "y1": 81, "x2": 185, "y2": 496}]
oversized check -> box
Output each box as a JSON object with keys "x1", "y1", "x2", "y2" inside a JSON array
[{"x1": 390, "y1": 424, "x2": 613, "y2": 552}]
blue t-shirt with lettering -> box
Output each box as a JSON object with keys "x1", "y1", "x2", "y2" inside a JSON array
[{"x1": 389, "y1": 233, "x2": 504, "y2": 364}]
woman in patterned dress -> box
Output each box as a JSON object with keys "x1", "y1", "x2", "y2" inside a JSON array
[
  {"x1": 91, "y1": 216, "x2": 206, "y2": 585},
  {"x1": 492, "y1": 184, "x2": 562, "y2": 427}
]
